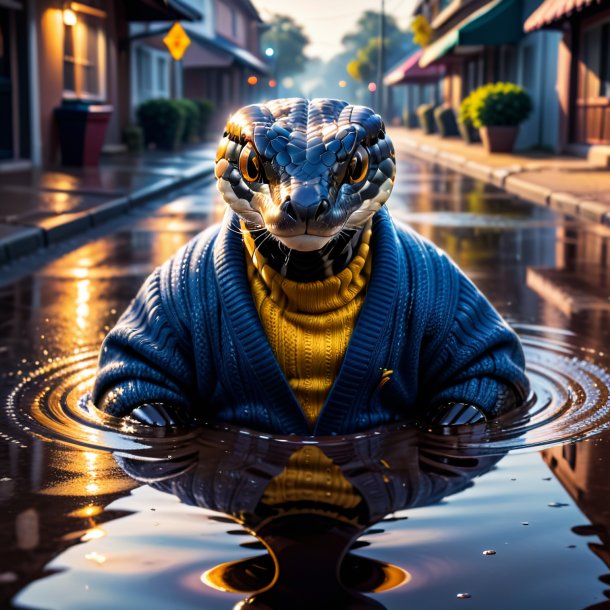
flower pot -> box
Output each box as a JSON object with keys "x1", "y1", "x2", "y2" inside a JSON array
[
  {"x1": 458, "y1": 122, "x2": 480, "y2": 144},
  {"x1": 479, "y1": 126, "x2": 519, "y2": 153}
]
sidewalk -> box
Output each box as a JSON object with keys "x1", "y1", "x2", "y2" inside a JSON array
[
  {"x1": 0, "y1": 143, "x2": 217, "y2": 266},
  {"x1": 388, "y1": 127, "x2": 610, "y2": 227}
]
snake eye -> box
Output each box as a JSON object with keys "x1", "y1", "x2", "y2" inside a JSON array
[
  {"x1": 347, "y1": 146, "x2": 369, "y2": 184},
  {"x1": 239, "y1": 143, "x2": 262, "y2": 183}
]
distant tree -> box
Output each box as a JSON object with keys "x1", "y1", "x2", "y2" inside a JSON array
[
  {"x1": 347, "y1": 37, "x2": 383, "y2": 84},
  {"x1": 262, "y1": 15, "x2": 310, "y2": 80},
  {"x1": 343, "y1": 11, "x2": 414, "y2": 85}
]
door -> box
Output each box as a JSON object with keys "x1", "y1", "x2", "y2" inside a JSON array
[
  {"x1": 0, "y1": 9, "x2": 13, "y2": 159},
  {"x1": 576, "y1": 19, "x2": 610, "y2": 144}
]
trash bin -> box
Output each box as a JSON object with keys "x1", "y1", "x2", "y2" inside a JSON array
[{"x1": 55, "y1": 101, "x2": 113, "y2": 166}]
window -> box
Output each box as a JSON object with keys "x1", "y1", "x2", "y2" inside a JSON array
[
  {"x1": 136, "y1": 47, "x2": 152, "y2": 99},
  {"x1": 582, "y1": 19, "x2": 610, "y2": 99},
  {"x1": 132, "y1": 44, "x2": 171, "y2": 109},
  {"x1": 63, "y1": 14, "x2": 106, "y2": 99}
]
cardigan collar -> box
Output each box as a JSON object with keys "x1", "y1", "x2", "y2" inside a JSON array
[{"x1": 213, "y1": 206, "x2": 403, "y2": 436}]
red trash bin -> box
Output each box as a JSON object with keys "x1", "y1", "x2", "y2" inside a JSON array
[{"x1": 55, "y1": 102, "x2": 114, "y2": 166}]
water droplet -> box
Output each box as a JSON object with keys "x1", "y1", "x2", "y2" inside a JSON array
[
  {"x1": 482, "y1": 550, "x2": 496, "y2": 556},
  {"x1": 457, "y1": 593, "x2": 471, "y2": 599},
  {"x1": 548, "y1": 502, "x2": 569, "y2": 508},
  {"x1": 522, "y1": 522, "x2": 529, "y2": 526}
]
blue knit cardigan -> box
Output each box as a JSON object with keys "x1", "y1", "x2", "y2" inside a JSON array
[{"x1": 92, "y1": 207, "x2": 530, "y2": 436}]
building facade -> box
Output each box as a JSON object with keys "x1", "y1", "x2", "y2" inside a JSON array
[
  {"x1": 525, "y1": 0, "x2": 610, "y2": 162},
  {"x1": 0, "y1": 0, "x2": 203, "y2": 169},
  {"x1": 394, "y1": 0, "x2": 563, "y2": 150},
  {"x1": 130, "y1": 0, "x2": 269, "y2": 132}
]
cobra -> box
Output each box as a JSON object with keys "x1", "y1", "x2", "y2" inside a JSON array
[{"x1": 215, "y1": 98, "x2": 396, "y2": 278}]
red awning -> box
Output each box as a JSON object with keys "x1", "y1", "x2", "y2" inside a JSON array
[
  {"x1": 384, "y1": 49, "x2": 444, "y2": 86},
  {"x1": 524, "y1": 0, "x2": 602, "y2": 31}
]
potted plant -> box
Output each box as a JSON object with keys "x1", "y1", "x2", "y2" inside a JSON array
[
  {"x1": 457, "y1": 93, "x2": 480, "y2": 144},
  {"x1": 433, "y1": 105, "x2": 459, "y2": 137},
  {"x1": 416, "y1": 103, "x2": 437, "y2": 134},
  {"x1": 470, "y1": 82, "x2": 533, "y2": 153}
]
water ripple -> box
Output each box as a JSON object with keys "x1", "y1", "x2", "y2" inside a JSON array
[{"x1": 2, "y1": 326, "x2": 610, "y2": 455}]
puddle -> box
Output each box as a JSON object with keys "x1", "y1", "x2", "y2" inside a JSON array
[{"x1": 4, "y1": 326, "x2": 610, "y2": 457}]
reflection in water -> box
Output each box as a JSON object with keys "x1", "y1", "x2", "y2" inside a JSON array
[
  {"x1": 542, "y1": 437, "x2": 610, "y2": 609},
  {"x1": 115, "y1": 424, "x2": 503, "y2": 609}
]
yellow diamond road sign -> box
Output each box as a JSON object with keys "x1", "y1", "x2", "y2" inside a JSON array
[{"x1": 163, "y1": 22, "x2": 191, "y2": 61}]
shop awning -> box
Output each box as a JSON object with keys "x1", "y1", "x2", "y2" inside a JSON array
[
  {"x1": 524, "y1": 0, "x2": 598, "y2": 31},
  {"x1": 191, "y1": 33, "x2": 270, "y2": 73},
  {"x1": 420, "y1": 0, "x2": 523, "y2": 68},
  {"x1": 125, "y1": 0, "x2": 203, "y2": 22},
  {"x1": 384, "y1": 49, "x2": 444, "y2": 86},
  {"x1": 130, "y1": 28, "x2": 270, "y2": 74}
]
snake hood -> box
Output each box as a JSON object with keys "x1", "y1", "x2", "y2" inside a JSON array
[{"x1": 215, "y1": 98, "x2": 396, "y2": 253}]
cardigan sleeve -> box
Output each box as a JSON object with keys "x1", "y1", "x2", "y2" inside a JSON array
[
  {"x1": 421, "y1": 261, "x2": 530, "y2": 417},
  {"x1": 91, "y1": 267, "x2": 196, "y2": 417}
]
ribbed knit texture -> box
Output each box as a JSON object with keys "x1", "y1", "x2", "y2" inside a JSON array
[
  {"x1": 243, "y1": 225, "x2": 372, "y2": 427},
  {"x1": 93, "y1": 208, "x2": 530, "y2": 436},
  {"x1": 261, "y1": 446, "x2": 362, "y2": 511}
]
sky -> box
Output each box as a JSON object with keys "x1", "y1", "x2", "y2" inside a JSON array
[{"x1": 250, "y1": 0, "x2": 417, "y2": 61}]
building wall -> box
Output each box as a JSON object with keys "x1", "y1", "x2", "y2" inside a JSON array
[
  {"x1": 36, "y1": 3, "x2": 64, "y2": 165},
  {"x1": 515, "y1": 30, "x2": 562, "y2": 151},
  {"x1": 215, "y1": 0, "x2": 246, "y2": 45},
  {"x1": 35, "y1": 0, "x2": 126, "y2": 165}
]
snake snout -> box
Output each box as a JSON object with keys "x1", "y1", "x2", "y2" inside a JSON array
[
  {"x1": 280, "y1": 184, "x2": 333, "y2": 226},
  {"x1": 281, "y1": 196, "x2": 331, "y2": 224}
]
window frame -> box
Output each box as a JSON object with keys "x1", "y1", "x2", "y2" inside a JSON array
[{"x1": 62, "y1": 12, "x2": 107, "y2": 101}]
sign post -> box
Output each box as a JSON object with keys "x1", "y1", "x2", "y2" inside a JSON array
[{"x1": 163, "y1": 22, "x2": 191, "y2": 61}]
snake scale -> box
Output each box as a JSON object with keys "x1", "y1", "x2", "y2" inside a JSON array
[
  {"x1": 214, "y1": 98, "x2": 396, "y2": 281},
  {"x1": 93, "y1": 98, "x2": 529, "y2": 430}
]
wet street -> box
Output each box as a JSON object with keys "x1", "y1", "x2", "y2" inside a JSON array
[{"x1": 2, "y1": 147, "x2": 610, "y2": 609}]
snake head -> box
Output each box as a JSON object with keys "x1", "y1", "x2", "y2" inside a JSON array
[{"x1": 215, "y1": 98, "x2": 396, "y2": 252}]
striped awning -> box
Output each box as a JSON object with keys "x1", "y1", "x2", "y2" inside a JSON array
[
  {"x1": 524, "y1": 0, "x2": 602, "y2": 31},
  {"x1": 420, "y1": 0, "x2": 523, "y2": 68},
  {"x1": 384, "y1": 49, "x2": 444, "y2": 86}
]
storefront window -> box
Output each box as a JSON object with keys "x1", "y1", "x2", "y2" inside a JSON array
[{"x1": 63, "y1": 13, "x2": 106, "y2": 100}]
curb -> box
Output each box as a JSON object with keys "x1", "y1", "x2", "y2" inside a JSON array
[
  {"x1": 393, "y1": 134, "x2": 610, "y2": 227},
  {"x1": 0, "y1": 160, "x2": 215, "y2": 266}
]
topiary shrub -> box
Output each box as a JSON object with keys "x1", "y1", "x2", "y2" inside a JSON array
[
  {"x1": 433, "y1": 105, "x2": 459, "y2": 137},
  {"x1": 191, "y1": 99, "x2": 215, "y2": 138},
  {"x1": 174, "y1": 99, "x2": 200, "y2": 143},
  {"x1": 123, "y1": 125, "x2": 144, "y2": 152},
  {"x1": 469, "y1": 82, "x2": 533, "y2": 128},
  {"x1": 136, "y1": 98, "x2": 186, "y2": 150},
  {"x1": 416, "y1": 103, "x2": 436, "y2": 134}
]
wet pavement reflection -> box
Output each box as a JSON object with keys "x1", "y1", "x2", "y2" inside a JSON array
[{"x1": 2, "y1": 154, "x2": 610, "y2": 609}]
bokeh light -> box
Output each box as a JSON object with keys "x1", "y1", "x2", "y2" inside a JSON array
[
  {"x1": 368, "y1": 82, "x2": 377, "y2": 92},
  {"x1": 247, "y1": 75, "x2": 258, "y2": 85},
  {"x1": 338, "y1": 80, "x2": 347, "y2": 88}
]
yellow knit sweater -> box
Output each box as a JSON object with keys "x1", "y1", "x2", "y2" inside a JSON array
[{"x1": 243, "y1": 225, "x2": 372, "y2": 428}]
